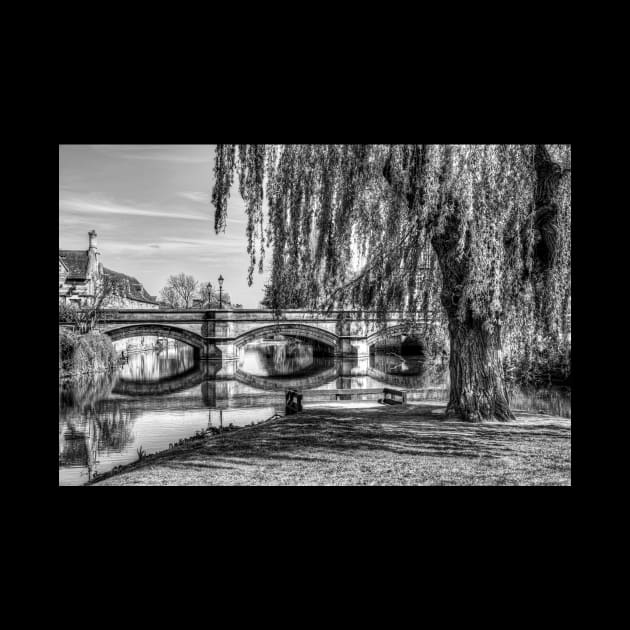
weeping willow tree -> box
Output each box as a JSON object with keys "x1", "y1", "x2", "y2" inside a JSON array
[{"x1": 212, "y1": 144, "x2": 571, "y2": 422}]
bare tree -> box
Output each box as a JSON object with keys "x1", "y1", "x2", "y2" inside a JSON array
[
  {"x1": 159, "y1": 273, "x2": 198, "y2": 309},
  {"x1": 159, "y1": 285, "x2": 180, "y2": 308}
]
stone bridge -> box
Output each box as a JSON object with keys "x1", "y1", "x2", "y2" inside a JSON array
[{"x1": 62, "y1": 308, "x2": 433, "y2": 377}]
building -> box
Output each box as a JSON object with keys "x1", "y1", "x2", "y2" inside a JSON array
[
  {"x1": 59, "y1": 231, "x2": 159, "y2": 309},
  {"x1": 59, "y1": 230, "x2": 102, "y2": 306},
  {"x1": 99, "y1": 267, "x2": 160, "y2": 309}
]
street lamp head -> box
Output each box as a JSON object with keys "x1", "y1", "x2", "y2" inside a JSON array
[{"x1": 218, "y1": 274, "x2": 224, "y2": 287}]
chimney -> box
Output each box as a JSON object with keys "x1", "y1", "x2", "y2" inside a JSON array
[{"x1": 87, "y1": 230, "x2": 101, "y2": 279}]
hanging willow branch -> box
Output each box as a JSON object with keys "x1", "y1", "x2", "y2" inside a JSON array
[{"x1": 211, "y1": 144, "x2": 571, "y2": 368}]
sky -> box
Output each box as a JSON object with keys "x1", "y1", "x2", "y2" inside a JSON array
[{"x1": 59, "y1": 145, "x2": 270, "y2": 307}]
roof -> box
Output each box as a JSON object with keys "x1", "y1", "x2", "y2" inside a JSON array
[
  {"x1": 59, "y1": 250, "x2": 89, "y2": 279},
  {"x1": 103, "y1": 267, "x2": 158, "y2": 304}
]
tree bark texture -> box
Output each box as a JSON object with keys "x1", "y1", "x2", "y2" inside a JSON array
[{"x1": 445, "y1": 316, "x2": 514, "y2": 422}]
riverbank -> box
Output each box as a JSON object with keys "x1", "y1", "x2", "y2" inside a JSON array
[
  {"x1": 88, "y1": 402, "x2": 571, "y2": 486},
  {"x1": 59, "y1": 329, "x2": 117, "y2": 379}
]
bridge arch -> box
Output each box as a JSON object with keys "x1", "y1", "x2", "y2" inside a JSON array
[
  {"x1": 103, "y1": 324, "x2": 204, "y2": 350},
  {"x1": 234, "y1": 323, "x2": 339, "y2": 351},
  {"x1": 366, "y1": 324, "x2": 428, "y2": 349}
]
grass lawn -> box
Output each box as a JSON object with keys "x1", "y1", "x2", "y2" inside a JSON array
[{"x1": 90, "y1": 402, "x2": 571, "y2": 486}]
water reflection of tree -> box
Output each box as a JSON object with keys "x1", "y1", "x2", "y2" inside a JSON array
[
  {"x1": 59, "y1": 424, "x2": 91, "y2": 467},
  {"x1": 368, "y1": 333, "x2": 449, "y2": 386},
  {"x1": 92, "y1": 405, "x2": 136, "y2": 453},
  {"x1": 249, "y1": 342, "x2": 335, "y2": 377},
  {"x1": 271, "y1": 342, "x2": 312, "y2": 372},
  {"x1": 59, "y1": 372, "x2": 138, "y2": 477},
  {"x1": 370, "y1": 352, "x2": 425, "y2": 376},
  {"x1": 59, "y1": 370, "x2": 118, "y2": 414},
  {"x1": 368, "y1": 356, "x2": 449, "y2": 389},
  {"x1": 118, "y1": 343, "x2": 195, "y2": 382},
  {"x1": 60, "y1": 403, "x2": 138, "y2": 453}
]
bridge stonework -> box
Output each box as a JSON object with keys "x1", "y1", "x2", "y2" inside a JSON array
[{"x1": 62, "y1": 308, "x2": 430, "y2": 378}]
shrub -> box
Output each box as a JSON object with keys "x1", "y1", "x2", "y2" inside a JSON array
[
  {"x1": 504, "y1": 342, "x2": 571, "y2": 387},
  {"x1": 59, "y1": 330, "x2": 116, "y2": 377},
  {"x1": 59, "y1": 329, "x2": 79, "y2": 372}
]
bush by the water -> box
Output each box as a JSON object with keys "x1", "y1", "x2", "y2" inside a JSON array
[
  {"x1": 59, "y1": 370, "x2": 117, "y2": 412},
  {"x1": 504, "y1": 344, "x2": 571, "y2": 387},
  {"x1": 59, "y1": 330, "x2": 116, "y2": 377}
]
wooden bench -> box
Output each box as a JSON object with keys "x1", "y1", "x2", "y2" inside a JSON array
[
  {"x1": 380, "y1": 388, "x2": 408, "y2": 405},
  {"x1": 286, "y1": 387, "x2": 408, "y2": 411}
]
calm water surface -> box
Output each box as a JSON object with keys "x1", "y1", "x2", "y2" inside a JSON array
[{"x1": 59, "y1": 337, "x2": 570, "y2": 485}]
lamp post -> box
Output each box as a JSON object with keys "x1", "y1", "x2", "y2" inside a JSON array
[
  {"x1": 218, "y1": 275, "x2": 224, "y2": 309},
  {"x1": 206, "y1": 282, "x2": 212, "y2": 308}
]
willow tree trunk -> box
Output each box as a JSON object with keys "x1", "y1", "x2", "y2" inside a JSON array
[
  {"x1": 445, "y1": 315, "x2": 514, "y2": 422},
  {"x1": 432, "y1": 208, "x2": 515, "y2": 423}
]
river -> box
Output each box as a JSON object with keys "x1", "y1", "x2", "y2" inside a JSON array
[{"x1": 59, "y1": 337, "x2": 571, "y2": 485}]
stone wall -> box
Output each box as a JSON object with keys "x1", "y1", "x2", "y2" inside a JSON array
[{"x1": 59, "y1": 279, "x2": 95, "y2": 306}]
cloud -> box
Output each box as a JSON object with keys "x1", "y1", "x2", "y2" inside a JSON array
[
  {"x1": 92, "y1": 240, "x2": 159, "y2": 254},
  {"x1": 178, "y1": 191, "x2": 209, "y2": 204},
  {"x1": 58, "y1": 213, "x2": 116, "y2": 231},
  {"x1": 88, "y1": 145, "x2": 212, "y2": 164},
  {"x1": 145, "y1": 237, "x2": 244, "y2": 252},
  {"x1": 60, "y1": 196, "x2": 210, "y2": 222}
]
